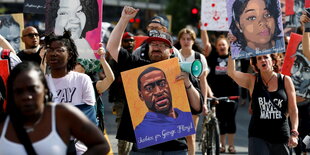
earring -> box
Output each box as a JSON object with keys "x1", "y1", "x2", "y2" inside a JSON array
[{"x1": 240, "y1": 29, "x2": 243, "y2": 33}]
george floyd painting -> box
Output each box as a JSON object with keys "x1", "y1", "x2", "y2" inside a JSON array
[
  {"x1": 45, "y1": 0, "x2": 102, "y2": 59},
  {"x1": 121, "y1": 58, "x2": 195, "y2": 149},
  {"x1": 227, "y1": 0, "x2": 285, "y2": 59}
]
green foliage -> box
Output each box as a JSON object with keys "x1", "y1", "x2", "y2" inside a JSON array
[{"x1": 165, "y1": 0, "x2": 201, "y2": 35}]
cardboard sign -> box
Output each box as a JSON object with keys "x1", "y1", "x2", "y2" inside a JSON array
[
  {"x1": 0, "y1": 13, "x2": 25, "y2": 53},
  {"x1": 23, "y1": 0, "x2": 46, "y2": 14},
  {"x1": 0, "y1": 60, "x2": 10, "y2": 110},
  {"x1": 227, "y1": 0, "x2": 285, "y2": 59},
  {"x1": 201, "y1": 0, "x2": 229, "y2": 31},
  {"x1": 285, "y1": 0, "x2": 305, "y2": 28},
  {"x1": 282, "y1": 33, "x2": 310, "y2": 99},
  {"x1": 45, "y1": 0, "x2": 102, "y2": 59},
  {"x1": 121, "y1": 58, "x2": 195, "y2": 149}
]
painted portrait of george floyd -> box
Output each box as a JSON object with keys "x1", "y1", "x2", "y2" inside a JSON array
[
  {"x1": 121, "y1": 58, "x2": 195, "y2": 149},
  {"x1": 282, "y1": 33, "x2": 310, "y2": 99},
  {"x1": 45, "y1": 0, "x2": 102, "y2": 59},
  {"x1": 0, "y1": 14, "x2": 24, "y2": 53},
  {"x1": 227, "y1": 0, "x2": 285, "y2": 59}
]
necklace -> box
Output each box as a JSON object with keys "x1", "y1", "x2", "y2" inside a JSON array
[
  {"x1": 262, "y1": 73, "x2": 275, "y2": 89},
  {"x1": 24, "y1": 115, "x2": 43, "y2": 133}
]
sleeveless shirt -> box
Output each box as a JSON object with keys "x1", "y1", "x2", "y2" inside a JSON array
[
  {"x1": 0, "y1": 104, "x2": 67, "y2": 155},
  {"x1": 249, "y1": 73, "x2": 290, "y2": 143}
]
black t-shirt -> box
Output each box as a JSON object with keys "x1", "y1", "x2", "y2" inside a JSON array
[
  {"x1": 249, "y1": 73, "x2": 289, "y2": 143},
  {"x1": 207, "y1": 48, "x2": 239, "y2": 97},
  {"x1": 115, "y1": 48, "x2": 203, "y2": 151},
  {"x1": 17, "y1": 48, "x2": 42, "y2": 65}
]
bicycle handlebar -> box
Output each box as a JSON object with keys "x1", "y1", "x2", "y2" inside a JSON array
[{"x1": 207, "y1": 96, "x2": 239, "y2": 102}]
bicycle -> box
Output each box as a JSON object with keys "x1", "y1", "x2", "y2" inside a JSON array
[{"x1": 199, "y1": 96, "x2": 239, "y2": 155}]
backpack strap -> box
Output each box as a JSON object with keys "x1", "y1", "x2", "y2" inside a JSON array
[{"x1": 194, "y1": 52, "x2": 201, "y2": 60}]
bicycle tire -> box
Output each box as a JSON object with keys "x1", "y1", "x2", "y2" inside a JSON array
[
  {"x1": 200, "y1": 118, "x2": 208, "y2": 155},
  {"x1": 207, "y1": 119, "x2": 220, "y2": 155}
]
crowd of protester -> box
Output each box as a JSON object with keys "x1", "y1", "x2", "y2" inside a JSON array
[{"x1": 0, "y1": 2, "x2": 309, "y2": 155}]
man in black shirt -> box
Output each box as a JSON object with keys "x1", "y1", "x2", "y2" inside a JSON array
[
  {"x1": 17, "y1": 26, "x2": 42, "y2": 65},
  {"x1": 106, "y1": 6, "x2": 203, "y2": 154}
]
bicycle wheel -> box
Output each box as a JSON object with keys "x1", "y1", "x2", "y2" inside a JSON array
[
  {"x1": 207, "y1": 119, "x2": 220, "y2": 155},
  {"x1": 200, "y1": 118, "x2": 208, "y2": 155}
]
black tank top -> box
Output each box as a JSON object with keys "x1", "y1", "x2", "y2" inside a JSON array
[{"x1": 249, "y1": 73, "x2": 290, "y2": 143}]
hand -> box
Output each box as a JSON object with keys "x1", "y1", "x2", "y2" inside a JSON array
[
  {"x1": 176, "y1": 71, "x2": 190, "y2": 87},
  {"x1": 121, "y1": 6, "x2": 139, "y2": 20},
  {"x1": 288, "y1": 135, "x2": 298, "y2": 148},
  {"x1": 300, "y1": 13, "x2": 310, "y2": 25},
  {"x1": 97, "y1": 43, "x2": 106, "y2": 58},
  {"x1": 227, "y1": 33, "x2": 237, "y2": 43}
]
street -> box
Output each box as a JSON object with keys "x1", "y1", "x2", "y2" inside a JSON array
[{"x1": 103, "y1": 92, "x2": 251, "y2": 155}]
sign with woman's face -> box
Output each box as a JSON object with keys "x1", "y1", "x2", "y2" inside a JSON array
[
  {"x1": 227, "y1": 0, "x2": 285, "y2": 59},
  {"x1": 282, "y1": 33, "x2": 310, "y2": 99},
  {"x1": 46, "y1": 0, "x2": 102, "y2": 59},
  {"x1": 54, "y1": 0, "x2": 86, "y2": 40}
]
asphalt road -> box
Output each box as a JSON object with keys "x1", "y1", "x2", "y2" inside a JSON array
[{"x1": 103, "y1": 91, "x2": 251, "y2": 155}]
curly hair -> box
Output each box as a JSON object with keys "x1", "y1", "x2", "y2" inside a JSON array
[
  {"x1": 44, "y1": 30, "x2": 79, "y2": 71},
  {"x1": 230, "y1": 0, "x2": 282, "y2": 51},
  {"x1": 45, "y1": 0, "x2": 99, "y2": 38}
]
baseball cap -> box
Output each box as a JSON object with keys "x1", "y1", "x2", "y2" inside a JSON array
[
  {"x1": 122, "y1": 32, "x2": 134, "y2": 40},
  {"x1": 148, "y1": 16, "x2": 169, "y2": 29},
  {"x1": 145, "y1": 30, "x2": 173, "y2": 48}
]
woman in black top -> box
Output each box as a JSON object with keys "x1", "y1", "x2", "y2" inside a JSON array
[{"x1": 227, "y1": 54, "x2": 298, "y2": 155}]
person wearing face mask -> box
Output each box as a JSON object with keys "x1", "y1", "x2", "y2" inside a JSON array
[{"x1": 45, "y1": 0, "x2": 99, "y2": 59}]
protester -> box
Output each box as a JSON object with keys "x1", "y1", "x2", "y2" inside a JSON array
[
  {"x1": 0, "y1": 61, "x2": 110, "y2": 155},
  {"x1": 207, "y1": 35, "x2": 239, "y2": 153},
  {"x1": 44, "y1": 31, "x2": 98, "y2": 154},
  {"x1": 230, "y1": 0, "x2": 284, "y2": 58},
  {"x1": 17, "y1": 26, "x2": 43, "y2": 65},
  {"x1": 106, "y1": 6, "x2": 203, "y2": 154},
  {"x1": 74, "y1": 43, "x2": 115, "y2": 132},
  {"x1": 107, "y1": 32, "x2": 135, "y2": 155},
  {"x1": 227, "y1": 54, "x2": 298, "y2": 155},
  {"x1": 176, "y1": 27, "x2": 209, "y2": 155}
]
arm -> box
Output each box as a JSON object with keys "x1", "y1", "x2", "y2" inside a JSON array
[
  {"x1": 227, "y1": 56, "x2": 255, "y2": 94},
  {"x1": 58, "y1": 104, "x2": 110, "y2": 155},
  {"x1": 300, "y1": 13, "x2": 310, "y2": 60},
  {"x1": 176, "y1": 72, "x2": 202, "y2": 113},
  {"x1": 106, "y1": 6, "x2": 139, "y2": 62},
  {"x1": 200, "y1": 29, "x2": 212, "y2": 57},
  {"x1": 199, "y1": 70, "x2": 208, "y2": 103},
  {"x1": 284, "y1": 76, "x2": 299, "y2": 147},
  {"x1": 96, "y1": 43, "x2": 115, "y2": 94},
  {"x1": 0, "y1": 34, "x2": 16, "y2": 54}
]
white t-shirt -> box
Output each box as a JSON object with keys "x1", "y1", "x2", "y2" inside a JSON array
[
  {"x1": 180, "y1": 50, "x2": 209, "y2": 73},
  {"x1": 47, "y1": 71, "x2": 95, "y2": 106}
]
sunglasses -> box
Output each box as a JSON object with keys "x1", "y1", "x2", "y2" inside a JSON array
[
  {"x1": 123, "y1": 38, "x2": 135, "y2": 42},
  {"x1": 23, "y1": 33, "x2": 39, "y2": 38}
]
